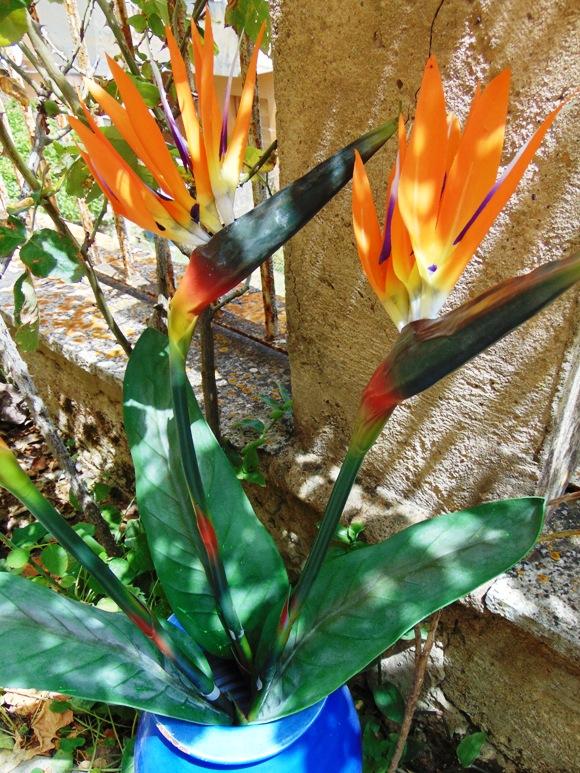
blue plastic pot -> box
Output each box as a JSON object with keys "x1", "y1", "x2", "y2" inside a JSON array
[{"x1": 134, "y1": 685, "x2": 362, "y2": 772}]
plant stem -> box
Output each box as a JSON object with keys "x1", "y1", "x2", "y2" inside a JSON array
[
  {"x1": 25, "y1": 16, "x2": 81, "y2": 112},
  {"x1": 290, "y1": 449, "x2": 364, "y2": 614},
  {"x1": 198, "y1": 308, "x2": 221, "y2": 439},
  {"x1": 387, "y1": 612, "x2": 442, "y2": 773},
  {"x1": 169, "y1": 345, "x2": 254, "y2": 670},
  {"x1": 94, "y1": 0, "x2": 140, "y2": 76},
  {"x1": 0, "y1": 108, "x2": 132, "y2": 356},
  {"x1": 0, "y1": 311, "x2": 120, "y2": 556}
]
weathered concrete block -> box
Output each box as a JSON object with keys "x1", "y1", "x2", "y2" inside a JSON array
[{"x1": 271, "y1": 0, "x2": 579, "y2": 513}]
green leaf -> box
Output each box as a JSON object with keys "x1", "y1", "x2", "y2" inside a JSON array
[
  {"x1": 127, "y1": 13, "x2": 147, "y2": 32},
  {"x1": 0, "y1": 731, "x2": 13, "y2": 750},
  {"x1": 13, "y1": 270, "x2": 39, "y2": 352},
  {"x1": 381, "y1": 254, "x2": 580, "y2": 406},
  {"x1": 0, "y1": 215, "x2": 26, "y2": 257},
  {"x1": 0, "y1": 573, "x2": 229, "y2": 723},
  {"x1": 372, "y1": 682, "x2": 405, "y2": 724},
  {"x1": 40, "y1": 543, "x2": 68, "y2": 575},
  {"x1": 6, "y1": 546, "x2": 29, "y2": 569},
  {"x1": 128, "y1": 75, "x2": 159, "y2": 108},
  {"x1": 20, "y1": 229, "x2": 85, "y2": 282},
  {"x1": 11, "y1": 522, "x2": 48, "y2": 548},
  {"x1": 0, "y1": 8, "x2": 27, "y2": 46},
  {"x1": 121, "y1": 738, "x2": 135, "y2": 773},
  {"x1": 457, "y1": 731, "x2": 488, "y2": 767},
  {"x1": 225, "y1": 0, "x2": 270, "y2": 49},
  {"x1": 64, "y1": 157, "x2": 90, "y2": 197},
  {"x1": 123, "y1": 328, "x2": 289, "y2": 656},
  {"x1": 186, "y1": 120, "x2": 395, "y2": 312},
  {"x1": 257, "y1": 497, "x2": 544, "y2": 720}
]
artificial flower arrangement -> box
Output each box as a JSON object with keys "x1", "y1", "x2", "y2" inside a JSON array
[{"x1": 0, "y1": 10, "x2": 578, "y2": 768}]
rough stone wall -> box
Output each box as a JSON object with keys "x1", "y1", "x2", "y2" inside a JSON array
[{"x1": 271, "y1": 0, "x2": 579, "y2": 519}]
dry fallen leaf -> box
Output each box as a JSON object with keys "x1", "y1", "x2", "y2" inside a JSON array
[{"x1": 1, "y1": 690, "x2": 73, "y2": 756}]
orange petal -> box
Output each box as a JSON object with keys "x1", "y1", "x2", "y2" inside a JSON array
[
  {"x1": 166, "y1": 26, "x2": 219, "y2": 229},
  {"x1": 437, "y1": 69, "x2": 510, "y2": 251},
  {"x1": 353, "y1": 151, "x2": 409, "y2": 326},
  {"x1": 69, "y1": 116, "x2": 173, "y2": 236},
  {"x1": 106, "y1": 55, "x2": 194, "y2": 215},
  {"x1": 398, "y1": 56, "x2": 448, "y2": 272},
  {"x1": 441, "y1": 101, "x2": 565, "y2": 291},
  {"x1": 193, "y1": 11, "x2": 222, "y2": 178},
  {"x1": 353, "y1": 150, "x2": 385, "y2": 297},
  {"x1": 222, "y1": 22, "x2": 266, "y2": 188}
]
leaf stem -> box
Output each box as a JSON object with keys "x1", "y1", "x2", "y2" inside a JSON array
[{"x1": 169, "y1": 344, "x2": 254, "y2": 670}]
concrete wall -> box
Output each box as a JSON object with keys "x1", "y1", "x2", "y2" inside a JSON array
[{"x1": 271, "y1": 0, "x2": 579, "y2": 522}]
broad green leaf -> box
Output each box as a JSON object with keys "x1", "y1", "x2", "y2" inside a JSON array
[
  {"x1": 20, "y1": 229, "x2": 85, "y2": 282},
  {"x1": 0, "y1": 572, "x2": 229, "y2": 724},
  {"x1": 123, "y1": 328, "x2": 289, "y2": 656},
  {"x1": 256, "y1": 498, "x2": 544, "y2": 720},
  {"x1": 225, "y1": 0, "x2": 270, "y2": 49},
  {"x1": 40, "y1": 543, "x2": 68, "y2": 575},
  {"x1": 64, "y1": 157, "x2": 90, "y2": 197},
  {"x1": 13, "y1": 270, "x2": 39, "y2": 352},
  {"x1": 185, "y1": 121, "x2": 395, "y2": 312},
  {"x1": 457, "y1": 731, "x2": 487, "y2": 767},
  {"x1": 0, "y1": 215, "x2": 26, "y2": 257},
  {"x1": 5, "y1": 547, "x2": 29, "y2": 569}
]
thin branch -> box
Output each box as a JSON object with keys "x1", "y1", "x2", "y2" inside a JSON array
[
  {"x1": 547, "y1": 490, "x2": 580, "y2": 508},
  {"x1": 387, "y1": 612, "x2": 442, "y2": 773},
  {"x1": 0, "y1": 314, "x2": 120, "y2": 555},
  {"x1": 242, "y1": 139, "x2": 278, "y2": 184},
  {"x1": 25, "y1": 16, "x2": 81, "y2": 112},
  {"x1": 93, "y1": 0, "x2": 140, "y2": 76},
  {"x1": 0, "y1": 53, "x2": 43, "y2": 96},
  {"x1": 211, "y1": 277, "x2": 251, "y2": 312},
  {"x1": 0, "y1": 109, "x2": 132, "y2": 355},
  {"x1": 538, "y1": 529, "x2": 580, "y2": 543}
]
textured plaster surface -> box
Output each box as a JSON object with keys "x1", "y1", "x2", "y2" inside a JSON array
[
  {"x1": 441, "y1": 607, "x2": 580, "y2": 772},
  {"x1": 271, "y1": 0, "x2": 579, "y2": 518}
]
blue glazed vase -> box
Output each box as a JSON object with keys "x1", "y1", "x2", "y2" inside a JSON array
[{"x1": 134, "y1": 685, "x2": 362, "y2": 772}]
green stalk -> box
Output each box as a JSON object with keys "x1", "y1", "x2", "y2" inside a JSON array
[
  {"x1": 249, "y1": 412, "x2": 393, "y2": 718},
  {"x1": 0, "y1": 444, "x2": 231, "y2": 713},
  {"x1": 169, "y1": 344, "x2": 254, "y2": 670}
]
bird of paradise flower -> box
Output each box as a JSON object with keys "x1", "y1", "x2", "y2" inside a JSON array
[{"x1": 68, "y1": 10, "x2": 264, "y2": 254}]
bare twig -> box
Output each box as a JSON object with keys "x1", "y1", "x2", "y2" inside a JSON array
[
  {"x1": 0, "y1": 315, "x2": 120, "y2": 555},
  {"x1": 387, "y1": 612, "x2": 442, "y2": 773},
  {"x1": 93, "y1": 0, "x2": 140, "y2": 76},
  {"x1": 25, "y1": 16, "x2": 80, "y2": 112},
  {"x1": 547, "y1": 490, "x2": 580, "y2": 508},
  {"x1": 538, "y1": 529, "x2": 580, "y2": 543},
  {"x1": 0, "y1": 110, "x2": 132, "y2": 355}
]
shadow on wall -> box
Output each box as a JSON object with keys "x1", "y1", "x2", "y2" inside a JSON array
[{"x1": 274, "y1": 0, "x2": 579, "y2": 515}]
